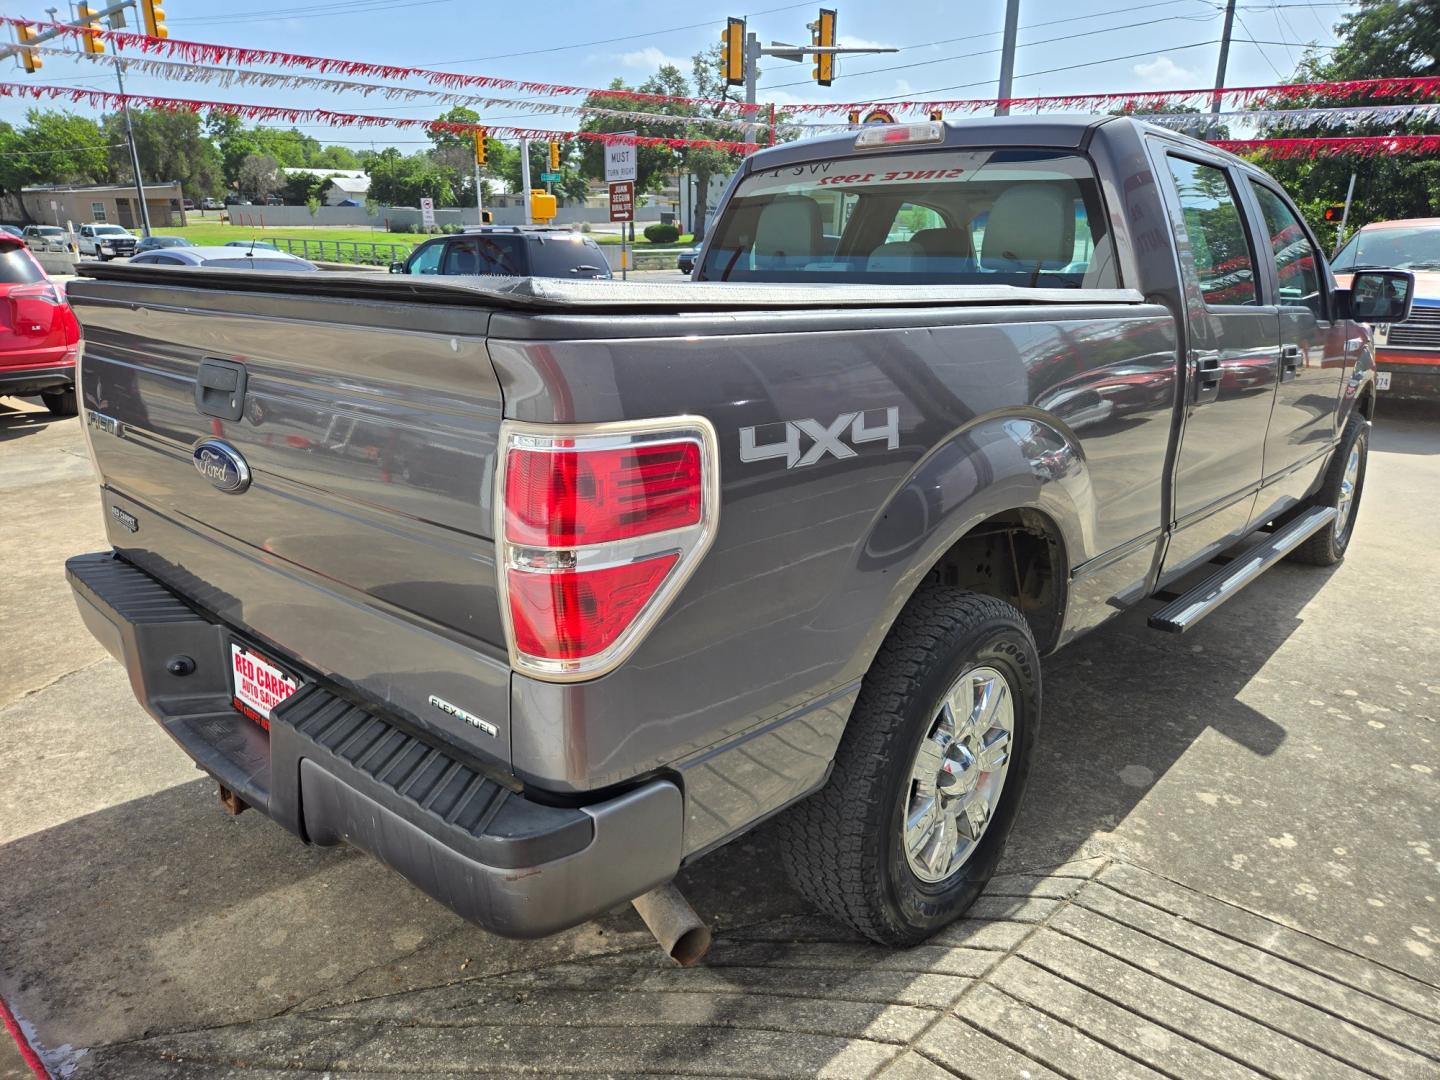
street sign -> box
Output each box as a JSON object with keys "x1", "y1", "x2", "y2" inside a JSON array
[
  {"x1": 608, "y1": 181, "x2": 634, "y2": 223},
  {"x1": 419, "y1": 197, "x2": 435, "y2": 227},
  {"x1": 605, "y1": 133, "x2": 638, "y2": 184},
  {"x1": 539, "y1": 172, "x2": 562, "y2": 182}
]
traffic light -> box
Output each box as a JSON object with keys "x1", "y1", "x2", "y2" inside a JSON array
[
  {"x1": 721, "y1": 17, "x2": 744, "y2": 87},
  {"x1": 812, "y1": 8, "x2": 836, "y2": 87},
  {"x1": 548, "y1": 141, "x2": 560, "y2": 172},
  {"x1": 929, "y1": 109, "x2": 944, "y2": 121},
  {"x1": 529, "y1": 189, "x2": 557, "y2": 224},
  {"x1": 15, "y1": 23, "x2": 43, "y2": 73},
  {"x1": 848, "y1": 109, "x2": 861, "y2": 125},
  {"x1": 140, "y1": 0, "x2": 168, "y2": 38},
  {"x1": 75, "y1": 4, "x2": 105, "y2": 53},
  {"x1": 1323, "y1": 205, "x2": 1347, "y2": 223},
  {"x1": 473, "y1": 129, "x2": 487, "y2": 168}
]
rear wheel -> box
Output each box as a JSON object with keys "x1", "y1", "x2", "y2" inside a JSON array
[
  {"x1": 41, "y1": 387, "x2": 77, "y2": 417},
  {"x1": 776, "y1": 586, "x2": 1039, "y2": 946},
  {"x1": 1291, "y1": 415, "x2": 1368, "y2": 566}
]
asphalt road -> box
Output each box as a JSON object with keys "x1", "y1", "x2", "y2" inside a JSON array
[{"x1": 1, "y1": 394, "x2": 1437, "y2": 1078}]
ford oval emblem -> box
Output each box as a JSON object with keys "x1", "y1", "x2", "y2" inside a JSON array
[{"x1": 192, "y1": 440, "x2": 251, "y2": 493}]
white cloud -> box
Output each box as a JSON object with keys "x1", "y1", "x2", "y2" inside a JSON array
[
  {"x1": 1132, "y1": 55, "x2": 1199, "y2": 87},
  {"x1": 617, "y1": 46, "x2": 687, "y2": 71}
]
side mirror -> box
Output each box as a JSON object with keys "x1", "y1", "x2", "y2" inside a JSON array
[
  {"x1": 1342, "y1": 268, "x2": 1414, "y2": 324},
  {"x1": 388, "y1": 261, "x2": 406, "y2": 274}
]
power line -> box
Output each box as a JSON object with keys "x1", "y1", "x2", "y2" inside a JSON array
[
  {"x1": 764, "y1": 10, "x2": 1220, "y2": 91},
  {"x1": 420, "y1": 1, "x2": 812, "y2": 66},
  {"x1": 2, "y1": 142, "x2": 124, "y2": 156},
  {"x1": 1235, "y1": 12, "x2": 1286, "y2": 76},
  {"x1": 863, "y1": 38, "x2": 1223, "y2": 102}
]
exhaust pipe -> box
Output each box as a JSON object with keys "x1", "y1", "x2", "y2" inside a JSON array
[{"x1": 631, "y1": 883, "x2": 712, "y2": 966}]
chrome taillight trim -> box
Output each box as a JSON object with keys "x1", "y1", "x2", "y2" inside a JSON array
[{"x1": 494, "y1": 415, "x2": 721, "y2": 682}]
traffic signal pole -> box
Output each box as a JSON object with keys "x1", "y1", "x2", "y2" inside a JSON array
[
  {"x1": 722, "y1": 11, "x2": 895, "y2": 147},
  {"x1": 519, "y1": 138, "x2": 532, "y2": 225},
  {"x1": 4, "y1": 2, "x2": 157, "y2": 236}
]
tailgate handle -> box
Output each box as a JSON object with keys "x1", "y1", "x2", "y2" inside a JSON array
[{"x1": 195, "y1": 358, "x2": 248, "y2": 422}]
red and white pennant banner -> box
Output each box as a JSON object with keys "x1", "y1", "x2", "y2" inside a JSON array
[
  {"x1": 0, "y1": 82, "x2": 757, "y2": 153},
  {"x1": 1212, "y1": 135, "x2": 1440, "y2": 159},
  {"x1": 785, "y1": 77, "x2": 1440, "y2": 116},
  {"x1": 1, "y1": 18, "x2": 759, "y2": 113},
  {"x1": 40, "y1": 48, "x2": 766, "y2": 134}
]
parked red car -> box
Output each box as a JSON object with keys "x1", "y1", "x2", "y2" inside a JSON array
[{"x1": 0, "y1": 233, "x2": 80, "y2": 416}]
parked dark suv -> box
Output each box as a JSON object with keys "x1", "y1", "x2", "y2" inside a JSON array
[{"x1": 392, "y1": 226, "x2": 612, "y2": 279}]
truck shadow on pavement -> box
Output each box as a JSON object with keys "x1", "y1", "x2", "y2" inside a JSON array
[
  {"x1": 0, "y1": 400, "x2": 70, "y2": 442},
  {"x1": 0, "y1": 561, "x2": 1338, "y2": 1076}
]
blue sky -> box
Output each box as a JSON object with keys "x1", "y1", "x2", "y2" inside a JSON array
[{"x1": 2, "y1": 0, "x2": 1357, "y2": 148}]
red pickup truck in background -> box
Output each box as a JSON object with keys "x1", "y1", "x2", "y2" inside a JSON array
[
  {"x1": 0, "y1": 233, "x2": 80, "y2": 417},
  {"x1": 1332, "y1": 218, "x2": 1440, "y2": 400}
]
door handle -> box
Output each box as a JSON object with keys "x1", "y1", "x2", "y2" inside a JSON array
[
  {"x1": 1280, "y1": 344, "x2": 1302, "y2": 379},
  {"x1": 1193, "y1": 354, "x2": 1222, "y2": 405}
]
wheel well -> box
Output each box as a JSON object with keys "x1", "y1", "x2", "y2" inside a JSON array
[
  {"x1": 1358, "y1": 382, "x2": 1376, "y2": 420},
  {"x1": 924, "y1": 509, "x2": 1066, "y2": 653}
]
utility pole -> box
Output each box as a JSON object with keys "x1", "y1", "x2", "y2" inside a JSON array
[
  {"x1": 1210, "y1": 0, "x2": 1238, "y2": 133},
  {"x1": 519, "y1": 138, "x2": 532, "y2": 225},
  {"x1": 744, "y1": 30, "x2": 760, "y2": 146},
  {"x1": 1336, "y1": 171, "x2": 1357, "y2": 253},
  {"x1": 995, "y1": 0, "x2": 1020, "y2": 116},
  {"x1": 114, "y1": 61, "x2": 151, "y2": 236}
]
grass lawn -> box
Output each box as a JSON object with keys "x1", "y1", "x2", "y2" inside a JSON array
[{"x1": 153, "y1": 223, "x2": 418, "y2": 249}]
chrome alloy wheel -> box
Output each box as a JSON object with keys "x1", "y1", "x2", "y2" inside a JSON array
[
  {"x1": 902, "y1": 665, "x2": 1016, "y2": 884},
  {"x1": 1335, "y1": 442, "x2": 1362, "y2": 539}
]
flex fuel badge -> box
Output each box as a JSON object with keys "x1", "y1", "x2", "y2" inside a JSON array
[{"x1": 429, "y1": 695, "x2": 498, "y2": 737}]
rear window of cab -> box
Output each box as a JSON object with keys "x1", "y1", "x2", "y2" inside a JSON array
[{"x1": 697, "y1": 148, "x2": 1117, "y2": 289}]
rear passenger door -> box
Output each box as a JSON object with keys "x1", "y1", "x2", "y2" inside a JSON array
[
  {"x1": 1242, "y1": 179, "x2": 1348, "y2": 515},
  {"x1": 1154, "y1": 151, "x2": 1280, "y2": 580}
]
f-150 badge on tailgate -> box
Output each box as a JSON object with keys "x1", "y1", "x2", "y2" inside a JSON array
[
  {"x1": 740, "y1": 406, "x2": 899, "y2": 469},
  {"x1": 192, "y1": 440, "x2": 252, "y2": 493}
]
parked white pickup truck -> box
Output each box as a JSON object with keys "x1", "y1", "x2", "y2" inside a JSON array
[{"x1": 77, "y1": 223, "x2": 138, "y2": 260}]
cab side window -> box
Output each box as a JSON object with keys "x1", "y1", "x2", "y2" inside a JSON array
[
  {"x1": 1250, "y1": 183, "x2": 1325, "y2": 319},
  {"x1": 1165, "y1": 157, "x2": 1257, "y2": 307},
  {"x1": 406, "y1": 241, "x2": 444, "y2": 275}
]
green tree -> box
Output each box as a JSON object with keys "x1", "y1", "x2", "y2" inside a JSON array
[
  {"x1": 1254, "y1": 0, "x2": 1440, "y2": 240},
  {"x1": 366, "y1": 148, "x2": 456, "y2": 207},
  {"x1": 104, "y1": 108, "x2": 222, "y2": 197},
  {"x1": 6, "y1": 110, "x2": 111, "y2": 193},
  {"x1": 237, "y1": 153, "x2": 282, "y2": 201}
]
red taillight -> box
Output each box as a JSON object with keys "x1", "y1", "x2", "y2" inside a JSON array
[
  {"x1": 504, "y1": 441, "x2": 701, "y2": 546},
  {"x1": 507, "y1": 555, "x2": 678, "y2": 660},
  {"x1": 498, "y1": 420, "x2": 717, "y2": 680}
]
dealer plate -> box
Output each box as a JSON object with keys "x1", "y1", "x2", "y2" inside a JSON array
[
  {"x1": 1376, "y1": 371, "x2": 1392, "y2": 391},
  {"x1": 231, "y1": 642, "x2": 300, "y2": 729}
]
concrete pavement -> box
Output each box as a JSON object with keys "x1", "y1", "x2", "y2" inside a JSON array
[{"x1": 1, "y1": 393, "x2": 1437, "y2": 1077}]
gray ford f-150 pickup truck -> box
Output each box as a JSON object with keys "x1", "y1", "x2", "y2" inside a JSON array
[{"x1": 64, "y1": 116, "x2": 1413, "y2": 949}]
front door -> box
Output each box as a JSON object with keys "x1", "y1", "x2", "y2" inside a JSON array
[
  {"x1": 1155, "y1": 151, "x2": 1279, "y2": 582},
  {"x1": 1243, "y1": 179, "x2": 1348, "y2": 519}
]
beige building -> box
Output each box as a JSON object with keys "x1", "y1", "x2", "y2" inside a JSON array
[{"x1": 13, "y1": 181, "x2": 187, "y2": 231}]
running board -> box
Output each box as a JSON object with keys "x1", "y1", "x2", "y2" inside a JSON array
[{"x1": 1148, "y1": 505, "x2": 1338, "y2": 634}]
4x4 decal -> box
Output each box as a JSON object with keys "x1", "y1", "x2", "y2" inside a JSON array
[{"x1": 740, "y1": 406, "x2": 899, "y2": 469}]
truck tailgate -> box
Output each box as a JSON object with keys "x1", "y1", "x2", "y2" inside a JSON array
[{"x1": 68, "y1": 276, "x2": 513, "y2": 765}]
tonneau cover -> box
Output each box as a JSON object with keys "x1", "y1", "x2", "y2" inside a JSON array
[{"x1": 73, "y1": 261, "x2": 1146, "y2": 312}]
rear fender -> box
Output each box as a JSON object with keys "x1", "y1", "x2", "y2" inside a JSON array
[{"x1": 849, "y1": 410, "x2": 1089, "y2": 664}]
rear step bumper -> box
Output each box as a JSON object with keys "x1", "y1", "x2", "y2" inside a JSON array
[
  {"x1": 1148, "y1": 505, "x2": 1338, "y2": 634},
  {"x1": 65, "y1": 551, "x2": 683, "y2": 938}
]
